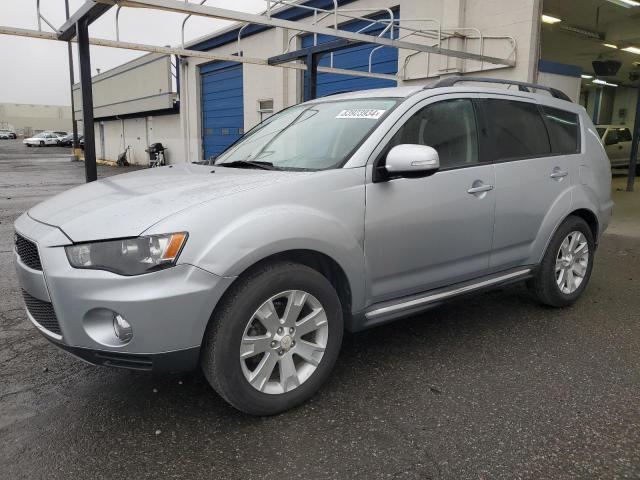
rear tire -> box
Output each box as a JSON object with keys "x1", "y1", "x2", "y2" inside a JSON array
[
  {"x1": 528, "y1": 215, "x2": 595, "y2": 307},
  {"x1": 201, "y1": 261, "x2": 343, "y2": 415}
]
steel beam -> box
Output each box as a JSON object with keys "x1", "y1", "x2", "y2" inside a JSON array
[
  {"x1": 76, "y1": 19, "x2": 98, "y2": 182},
  {"x1": 0, "y1": 26, "x2": 398, "y2": 81},
  {"x1": 304, "y1": 53, "x2": 319, "y2": 101},
  {"x1": 269, "y1": 38, "x2": 363, "y2": 65},
  {"x1": 58, "y1": 1, "x2": 112, "y2": 41},
  {"x1": 116, "y1": 0, "x2": 516, "y2": 66},
  {"x1": 64, "y1": 0, "x2": 79, "y2": 150}
]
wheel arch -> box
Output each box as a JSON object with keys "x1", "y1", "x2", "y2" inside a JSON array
[
  {"x1": 259, "y1": 250, "x2": 350, "y2": 318},
  {"x1": 568, "y1": 208, "x2": 599, "y2": 242},
  {"x1": 208, "y1": 248, "x2": 355, "y2": 333},
  {"x1": 537, "y1": 206, "x2": 600, "y2": 266}
]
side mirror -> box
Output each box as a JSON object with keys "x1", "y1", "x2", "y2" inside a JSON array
[
  {"x1": 605, "y1": 135, "x2": 618, "y2": 146},
  {"x1": 383, "y1": 144, "x2": 440, "y2": 179}
]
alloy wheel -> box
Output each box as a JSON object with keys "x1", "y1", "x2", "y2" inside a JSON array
[
  {"x1": 555, "y1": 230, "x2": 589, "y2": 294},
  {"x1": 240, "y1": 290, "x2": 329, "y2": 394}
]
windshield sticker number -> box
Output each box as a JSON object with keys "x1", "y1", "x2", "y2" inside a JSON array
[{"x1": 336, "y1": 109, "x2": 386, "y2": 120}]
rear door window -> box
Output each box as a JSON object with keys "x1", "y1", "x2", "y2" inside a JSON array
[
  {"x1": 481, "y1": 99, "x2": 551, "y2": 162},
  {"x1": 540, "y1": 106, "x2": 580, "y2": 154}
]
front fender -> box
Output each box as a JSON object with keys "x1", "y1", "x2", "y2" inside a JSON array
[
  {"x1": 195, "y1": 205, "x2": 366, "y2": 311},
  {"x1": 147, "y1": 168, "x2": 367, "y2": 312}
]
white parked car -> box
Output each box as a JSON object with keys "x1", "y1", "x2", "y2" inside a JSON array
[
  {"x1": 0, "y1": 129, "x2": 17, "y2": 139},
  {"x1": 23, "y1": 132, "x2": 62, "y2": 147},
  {"x1": 596, "y1": 124, "x2": 637, "y2": 173}
]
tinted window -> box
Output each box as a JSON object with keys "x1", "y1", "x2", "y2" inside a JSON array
[
  {"x1": 388, "y1": 98, "x2": 479, "y2": 169},
  {"x1": 618, "y1": 128, "x2": 632, "y2": 142},
  {"x1": 604, "y1": 130, "x2": 619, "y2": 145},
  {"x1": 482, "y1": 99, "x2": 550, "y2": 161},
  {"x1": 541, "y1": 106, "x2": 580, "y2": 154},
  {"x1": 596, "y1": 127, "x2": 606, "y2": 138}
]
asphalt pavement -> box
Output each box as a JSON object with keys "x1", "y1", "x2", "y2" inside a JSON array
[{"x1": 1, "y1": 138, "x2": 639, "y2": 479}]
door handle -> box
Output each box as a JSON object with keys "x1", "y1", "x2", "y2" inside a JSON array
[
  {"x1": 550, "y1": 169, "x2": 568, "y2": 179},
  {"x1": 467, "y1": 183, "x2": 494, "y2": 195}
]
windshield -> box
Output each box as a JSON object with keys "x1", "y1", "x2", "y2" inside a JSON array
[
  {"x1": 596, "y1": 127, "x2": 606, "y2": 138},
  {"x1": 215, "y1": 98, "x2": 398, "y2": 171}
]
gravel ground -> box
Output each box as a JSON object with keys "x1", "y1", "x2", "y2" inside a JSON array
[{"x1": 1, "y1": 139, "x2": 639, "y2": 479}]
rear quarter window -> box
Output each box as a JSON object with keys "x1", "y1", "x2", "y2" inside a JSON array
[{"x1": 540, "y1": 106, "x2": 580, "y2": 154}]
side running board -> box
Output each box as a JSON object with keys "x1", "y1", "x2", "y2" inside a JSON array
[{"x1": 364, "y1": 268, "x2": 532, "y2": 325}]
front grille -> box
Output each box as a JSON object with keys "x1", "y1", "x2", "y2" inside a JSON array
[
  {"x1": 22, "y1": 290, "x2": 61, "y2": 336},
  {"x1": 15, "y1": 233, "x2": 42, "y2": 270}
]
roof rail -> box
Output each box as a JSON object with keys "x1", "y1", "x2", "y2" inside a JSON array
[{"x1": 429, "y1": 76, "x2": 572, "y2": 102}]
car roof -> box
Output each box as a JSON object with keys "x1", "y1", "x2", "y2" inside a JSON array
[{"x1": 307, "y1": 84, "x2": 577, "y2": 110}]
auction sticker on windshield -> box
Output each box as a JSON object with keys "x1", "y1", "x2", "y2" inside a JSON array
[{"x1": 336, "y1": 109, "x2": 386, "y2": 120}]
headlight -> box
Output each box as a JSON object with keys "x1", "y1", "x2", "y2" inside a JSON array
[{"x1": 65, "y1": 232, "x2": 188, "y2": 276}]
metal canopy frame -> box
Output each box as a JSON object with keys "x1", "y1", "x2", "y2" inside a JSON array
[
  {"x1": 1, "y1": 0, "x2": 520, "y2": 183},
  {"x1": 268, "y1": 38, "x2": 366, "y2": 101}
]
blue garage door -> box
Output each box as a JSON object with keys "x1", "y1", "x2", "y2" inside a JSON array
[
  {"x1": 200, "y1": 61, "x2": 244, "y2": 160},
  {"x1": 302, "y1": 12, "x2": 399, "y2": 97}
]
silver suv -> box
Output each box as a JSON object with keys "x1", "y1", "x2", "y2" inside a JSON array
[{"x1": 14, "y1": 78, "x2": 613, "y2": 415}]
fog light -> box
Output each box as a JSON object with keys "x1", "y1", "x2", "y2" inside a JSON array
[{"x1": 113, "y1": 314, "x2": 133, "y2": 342}]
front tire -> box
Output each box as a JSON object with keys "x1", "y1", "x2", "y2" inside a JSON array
[
  {"x1": 528, "y1": 215, "x2": 595, "y2": 307},
  {"x1": 201, "y1": 261, "x2": 344, "y2": 415}
]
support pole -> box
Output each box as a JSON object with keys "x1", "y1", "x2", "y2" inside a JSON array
[
  {"x1": 76, "y1": 19, "x2": 97, "y2": 182},
  {"x1": 65, "y1": 0, "x2": 79, "y2": 151},
  {"x1": 626, "y1": 87, "x2": 640, "y2": 192},
  {"x1": 304, "y1": 52, "x2": 318, "y2": 101}
]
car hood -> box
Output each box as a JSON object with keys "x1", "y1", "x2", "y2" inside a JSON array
[{"x1": 28, "y1": 164, "x2": 307, "y2": 242}]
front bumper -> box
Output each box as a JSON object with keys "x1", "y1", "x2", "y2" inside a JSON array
[
  {"x1": 14, "y1": 213, "x2": 234, "y2": 371},
  {"x1": 46, "y1": 339, "x2": 201, "y2": 373}
]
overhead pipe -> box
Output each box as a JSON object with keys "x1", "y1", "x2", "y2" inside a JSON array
[
  {"x1": 115, "y1": 4, "x2": 122, "y2": 41},
  {"x1": 181, "y1": 0, "x2": 208, "y2": 49},
  {"x1": 237, "y1": 23, "x2": 250, "y2": 56}
]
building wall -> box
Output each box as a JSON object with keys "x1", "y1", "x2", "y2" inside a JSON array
[
  {"x1": 579, "y1": 85, "x2": 637, "y2": 130},
  {"x1": 537, "y1": 71, "x2": 581, "y2": 102},
  {"x1": 179, "y1": 0, "x2": 539, "y2": 163},
  {"x1": 181, "y1": 26, "x2": 295, "y2": 163},
  {"x1": 73, "y1": 53, "x2": 176, "y2": 119},
  {"x1": 611, "y1": 86, "x2": 639, "y2": 128},
  {"x1": 0, "y1": 103, "x2": 72, "y2": 136},
  {"x1": 86, "y1": 114, "x2": 181, "y2": 165}
]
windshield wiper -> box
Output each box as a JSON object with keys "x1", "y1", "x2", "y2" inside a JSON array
[{"x1": 218, "y1": 160, "x2": 276, "y2": 170}]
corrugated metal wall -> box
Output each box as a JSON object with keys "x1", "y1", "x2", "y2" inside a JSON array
[{"x1": 200, "y1": 61, "x2": 244, "y2": 160}]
